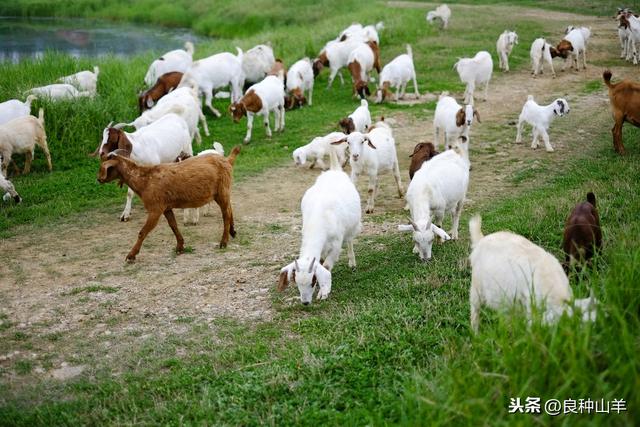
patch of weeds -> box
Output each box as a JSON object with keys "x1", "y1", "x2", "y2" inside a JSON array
[
  {"x1": 67, "y1": 285, "x2": 119, "y2": 295},
  {"x1": 174, "y1": 317, "x2": 195, "y2": 324},
  {"x1": 14, "y1": 360, "x2": 33, "y2": 375},
  {"x1": 266, "y1": 223, "x2": 285, "y2": 233},
  {"x1": 46, "y1": 332, "x2": 64, "y2": 342},
  {"x1": 583, "y1": 79, "x2": 602, "y2": 94},
  {"x1": 13, "y1": 331, "x2": 28, "y2": 341}
]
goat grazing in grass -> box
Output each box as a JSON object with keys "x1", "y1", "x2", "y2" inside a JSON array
[{"x1": 563, "y1": 192, "x2": 602, "y2": 271}]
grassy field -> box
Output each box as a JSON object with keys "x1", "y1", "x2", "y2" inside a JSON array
[{"x1": 1, "y1": 0, "x2": 639, "y2": 425}]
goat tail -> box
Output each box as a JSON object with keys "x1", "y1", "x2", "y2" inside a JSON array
[
  {"x1": 406, "y1": 44, "x2": 413, "y2": 58},
  {"x1": 184, "y1": 41, "x2": 195, "y2": 56},
  {"x1": 227, "y1": 146, "x2": 241, "y2": 166},
  {"x1": 93, "y1": 66, "x2": 100, "y2": 77},
  {"x1": 375, "y1": 21, "x2": 385, "y2": 31},
  {"x1": 360, "y1": 98, "x2": 368, "y2": 108},
  {"x1": 235, "y1": 47, "x2": 244, "y2": 63},
  {"x1": 587, "y1": 192, "x2": 597, "y2": 207},
  {"x1": 603, "y1": 69, "x2": 613, "y2": 88},
  {"x1": 37, "y1": 108, "x2": 44, "y2": 126},
  {"x1": 25, "y1": 94, "x2": 36, "y2": 107},
  {"x1": 212, "y1": 141, "x2": 225, "y2": 155},
  {"x1": 469, "y1": 215, "x2": 484, "y2": 247},
  {"x1": 527, "y1": 94, "x2": 534, "y2": 102}
]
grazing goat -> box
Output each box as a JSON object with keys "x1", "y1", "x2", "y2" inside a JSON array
[
  {"x1": 332, "y1": 119, "x2": 403, "y2": 213},
  {"x1": 603, "y1": 70, "x2": 640, "y2": 154},
  {"x1": 555, "y1": 28, "x2": 587, "y2": 71},
  {"x1": 468, "y1": 215, "x2": 597, "y2": 333},
  {"x1": 293, "y1": 132, "x2": 348, "y2": 170},
  {"x1": 433, "y1": 93, "x2": 479, "y2": 160},
  {"x1": 338, "y1": 21, "x2": 384, "y2": 44},
  {"x1": 97, "y1": 114, "x2": 193, "y2": 221},
  {"x1": 408, "y1": 142, "x2": 438, "y2": 180},
  {"x1": 278, "y1": 150, "x2": 361, "y2": 305},
  {"x1": 230, "y1": 75, "x2": 285, "y2": 144},
  {"x1": 97, "y1": 146, "x2": 240, "y2": 262},
  {"x1": 426, "y1": 4, "x2": 451, "y2": 29},
  {"x1": 563, "y1": 192, "x2": 602, "y2": 271},
  {"x1": 399, "y1": 147, "x2": 468, "y2": 261},
  {"x1": 138, "y1": 71, "x2": 183, "y2": 112},
  {"x1": 0, "y1": 108, "x2": 51, "y2": 175},
  {"x1": 58, "y1": 66, "x2": 99, "y2": 94},
  {"x1": 143, "y1": 41, "x2": 194, "y2": 86},
  {"x1": 454, "y1": 51, "x2": 493, "y2": 105},
  {"x1": 339, "y1": 99, "x2": 371, "y2": 134},
  {"x1": 286, "y1": 58, "x2": 314, "y2": 109},
  {"x1": 128, "y1": 86, "x2": 209, "y2": 145},
  {"x1": 179, "y1": 49, "x2": 245, "y2": 117},
  {"x1": 242, "y1": 44, "x2": 276, "y2": 85},
  {"x1": 0, "y1": 95, "x2": 35, "y2": 125},
  {"x1": 530, "y1": 38, "x2": 558, "y2": 78},
  {"x1": 0, "y1": 154, "x2": 21, "y2": 203},
  {"x1": 27, "y1": 83, "x2": 92, "y2": 101},
  {"x1": 347, "y1": 41, "x2": 380, "y2": 98},
  {"x1": 375, "y1": 45, "x2": 419, "y2": 103},
  {"x1": 515, "y1": 95, "x2": 570, "y2": 152},
  {"x1": 496, "y1": 30, "x2": 518, "y2": 72},
  {"x1": 313, "y1": 38, "x2": 364, "y2": 88}
]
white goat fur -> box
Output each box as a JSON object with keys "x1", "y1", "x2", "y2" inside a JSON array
[
  {"x1": 344, "y1": 99, "x2": 372, "y2": 133},
  {"x1": 530, "y1": 38, "x2": 556, "y2": 78},
  {"x1": 58, "y1": 66, "x2": 99, "y2": 94},
  {"x1": 27, "y1": 83, "x2": 93, "y2": 100},
  {"x1": 237, "y1": 75, "x2": 286, "y2": 144},
  {"x1": 496, "y1": 30, "x2": 518, "y2": 72},
  {"x1": 468, "y1": 215, "x2": 597, "y2": 333},
  {"x1": 179, "y1": 49, "x2": 245, "y2": 117},
  {"x1": 561, "y1": 29, "x2": 587, "y2": 71},
  {"x1": 0, "y1": 109, "x2": 51, "y2": 176},
  {"x1": 375, "y1": 45, "x2": 419, "y2": 102},
  {"x1": 399, "y1": 148, "x2": 468, "y2": 261},
  {"x1": 515, "y1": 96, "x2": 570, "y2": 152},
  {"x1": 286, "y1": 58, "x2": 315, "y2": 106},
  {"x1": 454, "y1": 51, "x2": 493, "y2": 105},
  {"x1": 320, "y1": 38, "x2": 365, "y2": 87},
  {"x1": 0, "y1": 154, "x2": 21, "y2": 203},
  {"x1": 293, "y1": 132, "x2": 348, "y2": 169},
  {"x1": 126, "y1": 87, "x2": 209, "y2": 145},
  {"x1": 279, "y1": 152, "x2": 362, "y2": 305},
  {"x1": 0, "y1": 95, "x2": 35, "y2": 125},
  {"x1": 426, "y1": 4, "x2": 451, "y2": 29},
  {"x1": 242, "y1": 44, "x2": 276, "y2": 84},
  {"x1": 144, "y1": 42, "x2": 194, "y2": 86},
  {"x1": 338, "y1": 21, "x2": 384, "y2": 44},
  {"x1": 100, "y1": 114, "x2": 193, "y2": 221},
  {"x1": 433, "y1": 93, "x2": 476, "y2": 159}
]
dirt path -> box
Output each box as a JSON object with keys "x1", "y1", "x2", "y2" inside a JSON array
[{"x1": 0, "y1": 6, "x2": 627, "y2": 388}]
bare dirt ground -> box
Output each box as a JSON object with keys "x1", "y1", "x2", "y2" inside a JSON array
[{"x1": 0, "y1": 5, "x2": 629, "y2": 392}]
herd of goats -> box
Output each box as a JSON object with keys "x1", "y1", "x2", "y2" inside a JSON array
[{"x1": 2, "y1": 4, "x2": 640, "y2": 330}]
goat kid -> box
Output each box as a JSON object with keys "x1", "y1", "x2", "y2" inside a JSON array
[
  {"x1": 375, "y1": 44, "x2": 419, "y2": 103},
  {"x1": 515, "y1": 95, "x2": 570, "y2": 152},
  {"x1": 562, "y1": 192, "x2": 602, "y2": 271}
]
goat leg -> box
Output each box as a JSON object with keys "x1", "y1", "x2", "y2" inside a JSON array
[
  {"x1": 164, "y1": 209, "x2": 185, "y2": 254},
  {"x1": 126, "y1": 211, "x2": 161, "y2": 262}
]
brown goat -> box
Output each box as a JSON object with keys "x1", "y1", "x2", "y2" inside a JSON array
[
  {"x1": 368, "y1": 41, "x2": 382, "y2": 74},
  {"x1": 409, "y1": 142, "x2": 439, "y2": 180},
  {"x1": 562, "y1": 192, "x2": 602, "y2": 271},
  {"x1": 138, "y1": 71, "x2": 183, "y2": 112},
  {"x1": 97, "y1": 146, "x2": 241, "y2": 262},
  {"x1": 603, "y1": 69, "x2": 640, "y2": 154}
]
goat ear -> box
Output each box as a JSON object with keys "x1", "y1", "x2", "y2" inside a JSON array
[
  {"x1": 331, "y1": 137, "x2": 347, "y2": 145},
  {"x1": 277, "y1": 263, "x2": 295, "y2": 291},
  {"x1": 455, "y1": 108, "x2": 465, "y2": 127},
  {"x1": 473, "y1": 109, "x2": 481, "y2": 123},
  {"x1": 365, "y1": 137, "x2": 377, "y2": 149},
  {"x1": 431, "y1": 224, "x2": 451, "y2": 241},
  {"x1": 146, "y1": 98, "x2": 154, "y2": 108},
  {"x1": 398, "y1": 224, "x2": 414, "y2": 232}
]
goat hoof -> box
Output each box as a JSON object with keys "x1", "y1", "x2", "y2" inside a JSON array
[
  {"x1": 125, "y1": 255, "x2": 136, "y2": 263},
  {"x1": 120, "y1": 216, "x2": 130, "y2": 222},
  {"x1": 365, "y1": 208, "x2": 374, "y2": 214},
  {"x1": 176, "y1": 246, "x2": 185, "y2": 254},
  {"x1": 219, "y1": 242, "x2": 228, "y2": 249}
]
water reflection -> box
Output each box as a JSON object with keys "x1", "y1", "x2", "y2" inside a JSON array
[{"x1": 0, "y1": 17, "x2": 203, "y2": 62}]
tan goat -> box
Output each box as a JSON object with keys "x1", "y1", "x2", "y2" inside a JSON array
[
  {"x1": 0, "y1": 108, "x2": 51, "y2": 175},
  {"x1": 603, "y1": 69, "x2": 640, "y2": 154}
]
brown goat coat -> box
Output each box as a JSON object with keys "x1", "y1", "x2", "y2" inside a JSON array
[
  {"x1": 98, "y1": 128, "x2": 133, "y2": 158},
  {"x1": 555, "y1": 40, "x2": 573, "y2": 59},
  {"x1": 603, "y1": 69, "x2": 640, "y2": 154},
  {"x1": 409, "y1": 142, "x2": 438, "y2": 180},
  {"x1": 138, "y1": 71, "x2": 183, "y2": 112},
  {"x1": 367, "y1": 41, "x2": 382, "y2": 73},
  {"x1": 312, "y1": 52, "x2": 329, "y2": 76},
  {"x1": 230, "y1": 90, "x2": 263, "y2": 122},
  {"x1": 97, "y1": 148, "x2": 240, "y2": 261},
  {"x1": 339, "y1": 117, "x2": 356, "y2": 134},
  {"x1": 562, "y1": 193, "x2": 601, "y2": 270}
]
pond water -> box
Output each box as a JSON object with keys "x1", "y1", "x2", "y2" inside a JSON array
[{"x1": 0, "y1": 17, "x2": 203, "y2": 62}]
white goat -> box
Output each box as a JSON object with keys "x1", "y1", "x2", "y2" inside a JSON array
[
  {"x1": 338, "y1": 21, "x2": 384, "y2": 44},
  {"x1": 144, "y1": 41, "x2": 194, "y2": 86},
  {"x1": 124, "y1": 86, "x2": 209, "y2": 145},
  {"x1": 622, "y1": 13, "x2": 640, "y2": 64},
  {"x1": 229, "y1": 75, "x2": 285, "y2": 144},
  {"x1": 557, "y1": 28, "x2": 587, "y2": 71},
  {"x1": 278, "y1": 150, "x2": 362, "y2": 305},
  {"x1": 292, "y1": 132, "x2": 348, "y2": 169},
  {"x1": 339, "y1": 99, "x2": 371, "y2": 134},
  {"x1": 398, "y1": 147, "x2": 468, "y2": 261},
  {"x1": 433, "y1": 93, "x2": 479, "y2": 160},
  {"x1": 179, "y1": 49, "x2": 245, "y2": 117},
  {"x1": 468, "y1": 215, "x2": 597, "y2": 333},
  {"x1": 0, "y1": 95, "x2": 35, "y2": 125},
  {"x1": 242, "y1": 44, "x2": 276, "y2": 85},
  {"x1": 286, "y1": 58, "x2": 315, "y2": 107},
  {"x1": 0, "y1": 109, "x2": 51, "y2": 175},
  {"x1": 0, "y1": 154, "x2": 21, "y2": 203},
  {"x1": 454, "y1": 51, "x2": 493, "y2": 105},
  {"x1": 515, "y1": 96, "x2": 570, "y2": 152},
  {"x1": 426, "y1": 4, "x2": 451, "y2": 29},
  {"x1": 375, "y1": 44, "x2": 419, "y2": 103},
  {"x1": 313, "y1": 38, "x2": 364, "y2": 88},
  {"x1": 530, "y1": 38, "x2": 557, "y2": 78},
  {"x1": 97, "y1": 114, "x2": 192, "y2": 221},
  {"x1": 496, "y1": 30, "x2": 518, "y2": 72},
  {"x1": 58, "y1": 66, "x2": 99, "y2": 94},
  {"x1": 27, "y1": 83, "x2": 93, "y2": 101},
  {"x1": 565, "y1": 25, "x2": 591, "y2": 44},
  {"x1": 183, "y1": 142, "x2": 226, "y2": 225},
  {"x1": 332, "y1": 120, "x2": 403, "y2": 213}
]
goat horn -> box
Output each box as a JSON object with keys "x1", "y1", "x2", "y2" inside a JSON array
[
  {"x1": 106, "y1": 121, "x2": 113, "y2": 129},
  {"x1": 309, "y1": 257, "x2": 316, "y2": 273}
]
